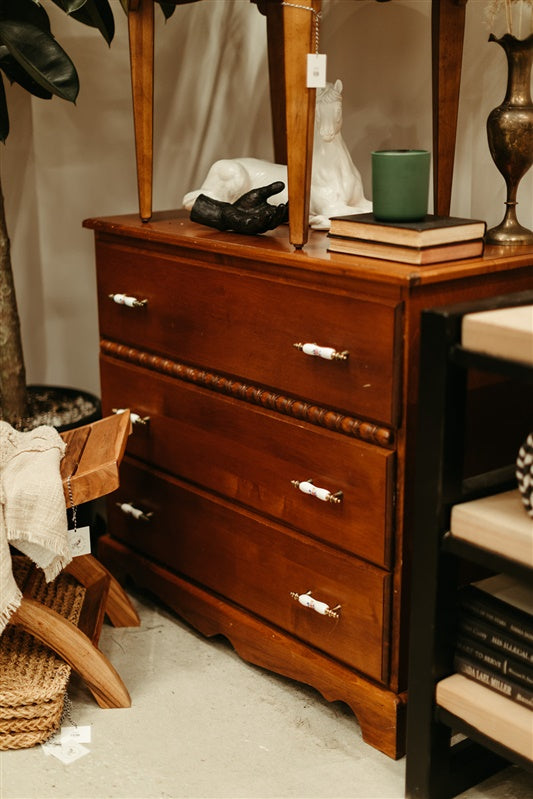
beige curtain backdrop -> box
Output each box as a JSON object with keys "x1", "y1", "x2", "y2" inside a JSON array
[{"x1": 2, "y1": 0, "x2": 532, "y2": 398}]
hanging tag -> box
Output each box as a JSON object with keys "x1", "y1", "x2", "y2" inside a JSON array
[
  {"x1": 42, "y1": 739, "x2": 90, "y2": 764},
  {"x1": 307, "y1": 53, "x2": 327, "y2": 88},
  {"x1": 68, "y1": 526, "x2": 91, "y2": 557},
  {"x1": 41, "y1": 730, "x2": 90, "y2": 763},
  {"x1": 62, "y1": 725, "x2": 92, "y2": 744}
]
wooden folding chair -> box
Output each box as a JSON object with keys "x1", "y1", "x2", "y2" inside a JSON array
[{"x1": 6, "y1": 411, "x2": 140, "y2": 710}]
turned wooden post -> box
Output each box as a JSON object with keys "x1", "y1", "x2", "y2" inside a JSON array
[
  {"x1": 281, "y1": 0, "x2": 321, "y2": 249},
  {"x1": 431, "y1": 0, "x2": 468, "y2": 215},
  {"x1": 128, "y1": 0, "x2": 155, "y2": 222}
]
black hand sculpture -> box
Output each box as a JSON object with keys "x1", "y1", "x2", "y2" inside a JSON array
[{"x1": 190, "y1": 181, "x2": 288, "y2": 235}]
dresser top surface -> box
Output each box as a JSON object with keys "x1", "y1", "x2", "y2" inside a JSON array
[{"x1": 83, "y1": 210, "x2": 533, "y2": 287}]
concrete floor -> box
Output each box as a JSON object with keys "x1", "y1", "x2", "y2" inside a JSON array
[{"x1": 1, "y1": 588, "x2": 532, "y2": 799}]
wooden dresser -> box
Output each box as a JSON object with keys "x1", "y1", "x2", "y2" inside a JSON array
[{"x1": 84, "y1": 211, "x2": 533, "y2": 759}]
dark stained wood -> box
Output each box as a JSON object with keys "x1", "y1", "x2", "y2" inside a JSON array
[
  {"x1": 100, "y1": 339, "x2": 394, "y2": 447},
  {"x1": 100, "y1": 354, "x2": 395, "y2": 568},
  {"x1": 99, "y1": 533, "x2": 407, "y2": 758},
  {"x1": 84, "y1": 211, "x2": 533, "y2": 286},
  {"x1": 109, "y1": 458, "x2": 391, "y2": 683},
  {"x1": 95, "y1": 239, "x2": 400, "y2": 425},
  {"x1": 88, "y1": 210, "x2": 533, "y2": 759}
]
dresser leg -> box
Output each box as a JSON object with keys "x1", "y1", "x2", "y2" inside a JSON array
[{"x1": 98, "y1": 534, "x2": 407, "y2": 759}]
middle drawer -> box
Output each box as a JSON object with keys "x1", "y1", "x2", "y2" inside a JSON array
[{"x1": 101, "y1": 354, "x2": 395, "y2": 569}]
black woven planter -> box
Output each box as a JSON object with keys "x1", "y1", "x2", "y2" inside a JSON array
[{"x1": 25, "y1": 385, "x2": 101, "y2": 432}]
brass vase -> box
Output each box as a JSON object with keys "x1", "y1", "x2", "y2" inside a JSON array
[{"x1": 485, "y1": 33, "x2": 533, "y2": 245}]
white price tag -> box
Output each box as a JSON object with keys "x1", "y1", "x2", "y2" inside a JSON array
[
  {"x1": 42, "y1": 735, "x2": 90, "y2": 764},
  {"x1": 307, "y1": 53, "x2": 327, "y2": 88},
  {"x1": 62, "y1": 725, "x2": 92, "y2": 744},
  {"x1": 68, "y1": 525, "x2": 91, "y2": 557}
]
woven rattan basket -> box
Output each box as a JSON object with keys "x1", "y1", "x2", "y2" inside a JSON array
[{"x1": 0, "y1": 557, "x2": 85, "y2": 750}]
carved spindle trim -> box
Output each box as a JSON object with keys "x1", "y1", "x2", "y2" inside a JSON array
[{"x1": 101, "y1": 340, "x2": 394, "y2": 448}]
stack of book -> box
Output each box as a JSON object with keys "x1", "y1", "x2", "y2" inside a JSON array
[
  {"x1": 327, "y1": 213, "x2": 487, "y2": 265},
  {"x1": 454, "y1": 574, "x2": 533, "y2": 710}
]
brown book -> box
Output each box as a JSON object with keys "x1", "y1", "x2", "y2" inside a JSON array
[
  {"x1": 326, "y1": 235, "x2": 484, "y2": 265},
  {"x1": 328, "y1": 213, "x2": 487, "y2": 246}
]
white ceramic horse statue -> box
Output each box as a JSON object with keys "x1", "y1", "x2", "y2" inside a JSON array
[{"x1": 182, "y1": 79, "x2": 371, "y2": 230}]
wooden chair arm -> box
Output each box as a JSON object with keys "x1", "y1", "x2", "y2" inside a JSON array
[
  {"x1": 60, "y1": 411, "x2": 132, "y2": 507},
  {"x1": 9, "y1": 598, "x2": 131, "y2": 709}
]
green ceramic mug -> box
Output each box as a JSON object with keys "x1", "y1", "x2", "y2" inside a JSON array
[{"x1": 371, "y1": 149, "x2": 431, "y2": 222}]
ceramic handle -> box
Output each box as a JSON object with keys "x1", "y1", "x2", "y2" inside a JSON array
[
  {"x1": 108, "y1": 293, "x2": 147, "y2": 308},
  {"x1": 291, "y1": 479, "x2": 343, "y2": 504},
  {"x1": 293, "y1": 342, "x2": 349, "y2": 361},
  {"x1": 112, "y1": 408, "x2": 150, "y2": 425},
  {"x1": 116, "y1": 502, "x2": 152, "y2": 522},
  {"x1": 290, "y1": 591, "x2": 341, "y2": 619}
]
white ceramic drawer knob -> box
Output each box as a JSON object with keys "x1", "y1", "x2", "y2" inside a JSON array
[
  {"x1": 112, "y1": 408, "x2": 150, "y2": 425},
  {"x1": 291, "y1": 479, "x2": 343, "y2": 504},
  {"x1": 108, "y1": 292, "x2": 147, "y2": 308},
  {"x1": 293, "y1": 342, "x2": 349, "y2": 361},
  {"x1": 116, "y1": 502, "x2": 153, "y2": 522},
  {"x1": 290, "y1": 591, "x2": 341, "y2": 619}
]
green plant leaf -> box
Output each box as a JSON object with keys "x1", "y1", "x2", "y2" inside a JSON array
[
  {"x1": 0, "y1": 19, "x2": 79, "y2": 102},
  {"x1": 0, "y1": 72, "x2": 9, "y2": 142},
  {"x1": 157, "y1": 3, "x2": 177, "y2": 20},
  {"x1": 0, "y1": 0, "x2": 52, "y2": 33},
  {"x1": 0, "y1": 46, "x2": 53, "y2": 98},
  {"x1": 70, "y1": 0, "x2": 115, "y2": 45},
  {"x1": 48, "y1": 1, "x2": 89, "y2": 15}
]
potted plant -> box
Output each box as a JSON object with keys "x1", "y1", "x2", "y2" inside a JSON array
[
  {"x1": 0, "y1": 0, "x2": 119, "y2": 430},
  {"x1": 0, "y1": 0, "x2": 176, "y2": 430}
]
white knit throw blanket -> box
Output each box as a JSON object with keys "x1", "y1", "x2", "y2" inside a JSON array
[{"x1": 0, "y1": 422, "x2": 71, "y2": 634}]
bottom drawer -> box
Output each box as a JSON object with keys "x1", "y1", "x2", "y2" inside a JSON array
[{"x1": 108, "y1": 458, "x2": 391, "y2": 684}]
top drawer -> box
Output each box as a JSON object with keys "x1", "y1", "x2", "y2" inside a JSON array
[{"x1": 96, "y1": 242, "x2": 402, "y2": 425}]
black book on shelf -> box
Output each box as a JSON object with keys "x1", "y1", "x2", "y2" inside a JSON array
[
  {"x1": 458, "y1": 613, "x2": 533, "y2": 666},
  {"x1": 453, "y1": 651, "x2": 533, "y2": 710},
  {"x1": 455, "y1": 633, "x2": 533, "y2": 690},
  {"x1": 459, "y1": 574, "x2": 533, "y2": 645}
]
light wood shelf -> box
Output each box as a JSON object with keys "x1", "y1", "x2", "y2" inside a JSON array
[
  {"x1": 449, "y1": 490, "x2": 532, "y2": 568},
  {"x1": 436, "y1": 674, "x2": 533, "y2": 763},
  {"x1": 462, "y1": 305, "x2": 533, "y2": 366}
]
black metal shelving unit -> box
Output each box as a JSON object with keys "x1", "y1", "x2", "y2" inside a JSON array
[{"x1": 404, "y1": 290, "x2": 533, "y2": 799}]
